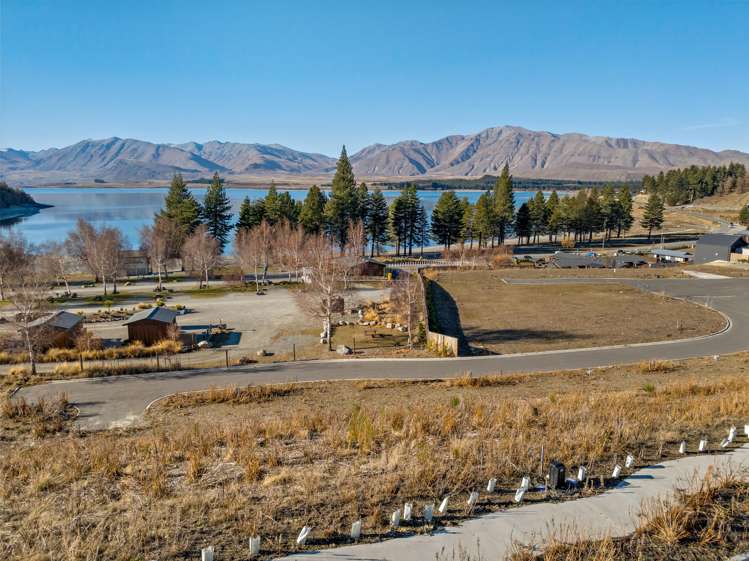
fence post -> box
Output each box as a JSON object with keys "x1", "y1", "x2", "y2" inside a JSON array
[
  {"x1": 293, "y1": 343, "x2": 296, "y2": 361},
  {"x1": 156, "y1": 354, "x2": 160, "y2": 370},
  {"x1": 79, "y1": 354, "x2": 83, "y2": 372},
  {"x1": 353, "y1": 337, "x2": 356, "y2": 354},
  {"x1": 225, "y1": 349, "x2": 229, "y2": 368}
]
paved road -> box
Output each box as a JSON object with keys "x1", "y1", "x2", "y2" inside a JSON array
[
  {"x1": 18, "y1": 278, "x2": 749, "y2": 430},
  {"x1": 278, "y1": 443, "x2": 749, "y2": 561}
]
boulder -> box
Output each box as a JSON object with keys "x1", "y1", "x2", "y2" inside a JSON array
[{"x1": 336, "y1": 345, "x2": 352, "y2": 355}]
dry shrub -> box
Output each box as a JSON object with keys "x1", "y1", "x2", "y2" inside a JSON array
[
  {"x1": 638, "y1": 360, "x2": 679, "y2": 374},
  {"x1": 53, "y1": 362, "x2": 82, "y2": 377},
  {"x1": 160, "y1": 383, "x2": 297, "y2": 409}
]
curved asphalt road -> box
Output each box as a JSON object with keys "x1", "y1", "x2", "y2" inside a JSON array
[{"x1": 18, "y1": 278, "x2": 749, "y2": 430}]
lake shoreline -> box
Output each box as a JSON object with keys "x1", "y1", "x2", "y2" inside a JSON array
[{"x1": 0, "y1": 203, "x2": 52, "y2": 222}]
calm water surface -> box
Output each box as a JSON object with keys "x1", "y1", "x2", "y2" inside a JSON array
[{"x1": 4, "y1": 187, "x2": 546, "y2": 248}]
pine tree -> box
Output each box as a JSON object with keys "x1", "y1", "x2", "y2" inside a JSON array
[
  {"x1": 366, "y1": 188, "x2": 389, "y2": 256},
  {"x1": 514, "y1": 203, "x2": 531, "y2": 245},
  {"x1": 324, "y1": 146, "x2": 357, "y2": 249},
  {"x1": 237, "y1": 197, "x2": 266, "y2": 231},
  {"x1": 430, "y1": 191, "x2": 464, "y2": 250},
  {"x1": 640, "y1": 192, "x2": 665, "y2": 240},
  {"x1": 414, "y1": 203, "x2": 429, "y2": 256},
  {"x1": 276, "y1": 191, "x2": 299, "y2": 224},
  {"x1": 264, "y1": 183, "x2": 281, "y2": 224},
  {"x1": 529, "y1": 190, "x2": 547, "y2": 244},
  {"x1": 493, "y1": 163, "x2": 515, "y2": 244},
  {"x1": 739, "y1": 205, "x2": 749, "y2": 227},
  {"x1": 473, "y1": 191, "x2": 495, "y2": 247},
  {"x1": 299, "y1": 185, "x2": 327, "y2": 234},
  {"x1": 617, "y1": 187, "x2": 634, "y2": 237},
  {"x1": 158, "y1": 173, "x2": 202, "y2": 238},
  {"x1": 461, "y1": 199, "x2": 475, "y2": 248},
  {"x1": 599, "y1": 184, "x2": 620, "y2": 240},
  {"x1": 388, "y1": 196, "x2": 407, "y2": 256},
  {"x1": 583, "y1": 188, "x2": 603, "y2": 242},
  {"x1": 201, "y1": 172, "x2": 233, "y2": 251},
  {"x1": 545, "y1": 191, "x2": 561, "y2": 242},
  {"x1": 355, "y1": 182, "x2": 369, "y2": 224}
]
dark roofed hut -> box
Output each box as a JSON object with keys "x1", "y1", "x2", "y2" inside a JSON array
[
  {"x1": 123, "y1": 307, "x2": 178, "y2": 345},
  {"x1": 27, "y1": 310, "x2": 84, "y2": 349},
  {"x1": 694, "y1": 233, "x2": 748, "y2": 264}
]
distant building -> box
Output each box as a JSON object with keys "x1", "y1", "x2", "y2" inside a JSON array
[
  {"x1": 612, "y1": 254, "x2": 648, "y2": 268},
  {"x1": 694, "y1": 233, "x2": 749, "y2": 264},
  {"x1": 354, "y1": 258, "x2": 387, "y2": 277},
  {"x1": 550, "y1": 253, "x2": 604, "y2": 269},
  {"x1": 27, "y1": 310, "x2": 84, "y2": 349},
  {"x1": 120, "y1": 250, "x2": 150, "y2": 277},
  {"x1": 651, "y1": 249, "x2": 692, "y2": 263},
  {"x1": 123, "y1": 307, "x2": 178, "y2": 345}
]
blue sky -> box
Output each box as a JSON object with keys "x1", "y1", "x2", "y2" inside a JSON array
[{"x1": 1, "y1": 0, "x2": 747, "y2": 155}]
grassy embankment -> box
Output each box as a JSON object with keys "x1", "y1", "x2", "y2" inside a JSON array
[{"x1": 2, "y1": 352, "x2": 749, "y2": 559}]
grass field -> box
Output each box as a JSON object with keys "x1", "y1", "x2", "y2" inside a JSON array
[
  {"x1": 3, "y1": 352, "x2": 749, "y2": 560},
  {"x1": 434, "y1": 271, "x2": 725, "y2": 354}
]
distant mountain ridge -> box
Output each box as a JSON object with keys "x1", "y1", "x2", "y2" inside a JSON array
[{"x1": 2, "y1": 126, "x2": 748, "y2": 184}]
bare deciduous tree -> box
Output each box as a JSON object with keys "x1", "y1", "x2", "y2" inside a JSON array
[
  {"x1": 299, "y1": 233, "x2": 348, "y2": 351},
  {"x1": 65, "y1": 219, "x2": 125, "y2": 295},
  {"x1": 274, "y1": 220, "x2": 306, "y2": 282},
  {"x1": 100, "y1": 227, "x2": 126, "y2": 294},
  {"x1": 0, "y1": 231, "x2": 28, "y2": 301},
  {"x1": 66, "y1": 218, "x2": 100, "y2": 284},
  {"x1": 6, "y1": 244, "x2": 51, "y2": 375},
  {"x1": 342, "y1": 220, "x2": 366, "y2": 288},
  {"x1": 182, "y1": 225, "x2": 220, "y2": 288},
  {"x1": 38, "y1": 241, "x2": 76, "y2": 296},
  {"x1": 391, "y1": 271, "x2": 424, "y2": 349},
  {"x1": 140, "y1": 217, "x2": 180, "y2": 291},
  {"x1": 235, "y1": 227, "x2": 263, "y2": 293}
]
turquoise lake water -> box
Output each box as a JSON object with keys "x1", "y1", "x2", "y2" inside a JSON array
[{"x1": 3, "y1": 187, "x2": 547, "y2": 248}]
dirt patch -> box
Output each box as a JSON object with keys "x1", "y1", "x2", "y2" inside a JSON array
[{"x1": 435, "y1": 271, "x2": 725, "y2": 354}]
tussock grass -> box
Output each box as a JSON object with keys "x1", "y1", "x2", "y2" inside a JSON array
[
  {"x1": 0, "y1": 340, "x2": 182, "y2": 365},
  {"x1": 3, "y1": 360, "x2": 749, "y2": 560},
  {"x1": 508, "y1": 468, "x2": 749, "y2": 561}
]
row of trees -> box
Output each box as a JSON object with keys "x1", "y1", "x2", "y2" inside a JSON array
[
  {"x1": 430, "y1": 180, "x2": 636, "y2": 249},
  {"x1": 642, "y1": 163, "x2": 747, "y2": 206}
]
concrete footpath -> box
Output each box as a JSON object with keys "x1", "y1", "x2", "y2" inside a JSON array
[{"x1": 278, "y1": 444, "x2": 749, "y2": 561}]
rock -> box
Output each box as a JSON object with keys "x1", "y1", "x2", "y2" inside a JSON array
[
  {"x1": 336, "y1": 345, "x2": 352, "y2": 355},
  {"x1": 398, "y1": 326, "x2": 407, "y2": 332},
  {"x1": 338, "y1": 320, "x2": 346, "y2": 326},
  {"x1": 386, "y1": 323, "x2": 394, "y2": 329},
  {"x1": 256, "y1": 349, "x2": 268, "y2": 357},
  {"x1": 320, "y1": 338, "x2": 327, "y2": 345}
]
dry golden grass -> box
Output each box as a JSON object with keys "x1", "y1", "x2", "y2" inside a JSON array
[
  {"x1": 0, "y1": 339, "x2": 182, "y2": 365},
  {"x1": 3, "y1": 352, "x2": 749, "y2": 560},
  {"x1": 508, "y1": 468, "x2": 749, "y2": 561},
  {"x1": 435, "y1": 271, "x2": 725, "y2": 354}
]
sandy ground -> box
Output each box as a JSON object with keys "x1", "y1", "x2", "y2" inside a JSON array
[{"x1": 0, "y1": 284, "x2": 391, "y2": 370}]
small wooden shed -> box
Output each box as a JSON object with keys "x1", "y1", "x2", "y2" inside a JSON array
[
  {"x1": 123, "y1": 307, "x2": 178, "y2": 345},
  {"x1": 355, "y1": 258, "x2": 387, "y2": 277},
  {"x1": 27, "y1": 310, "x2": 84, "y2": 349}
]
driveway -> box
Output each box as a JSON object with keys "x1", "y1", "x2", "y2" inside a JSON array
[{"x1": 16, "y1": 278, "x2": 749, "y2": 430}]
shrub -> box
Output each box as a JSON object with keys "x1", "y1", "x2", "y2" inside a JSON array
[
  {"x1": 53, "y1": 362, "x2": 82, "y2": 377},
  {"x1": 639, "y1": 360, "x2": 679, "y2": 374}
]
